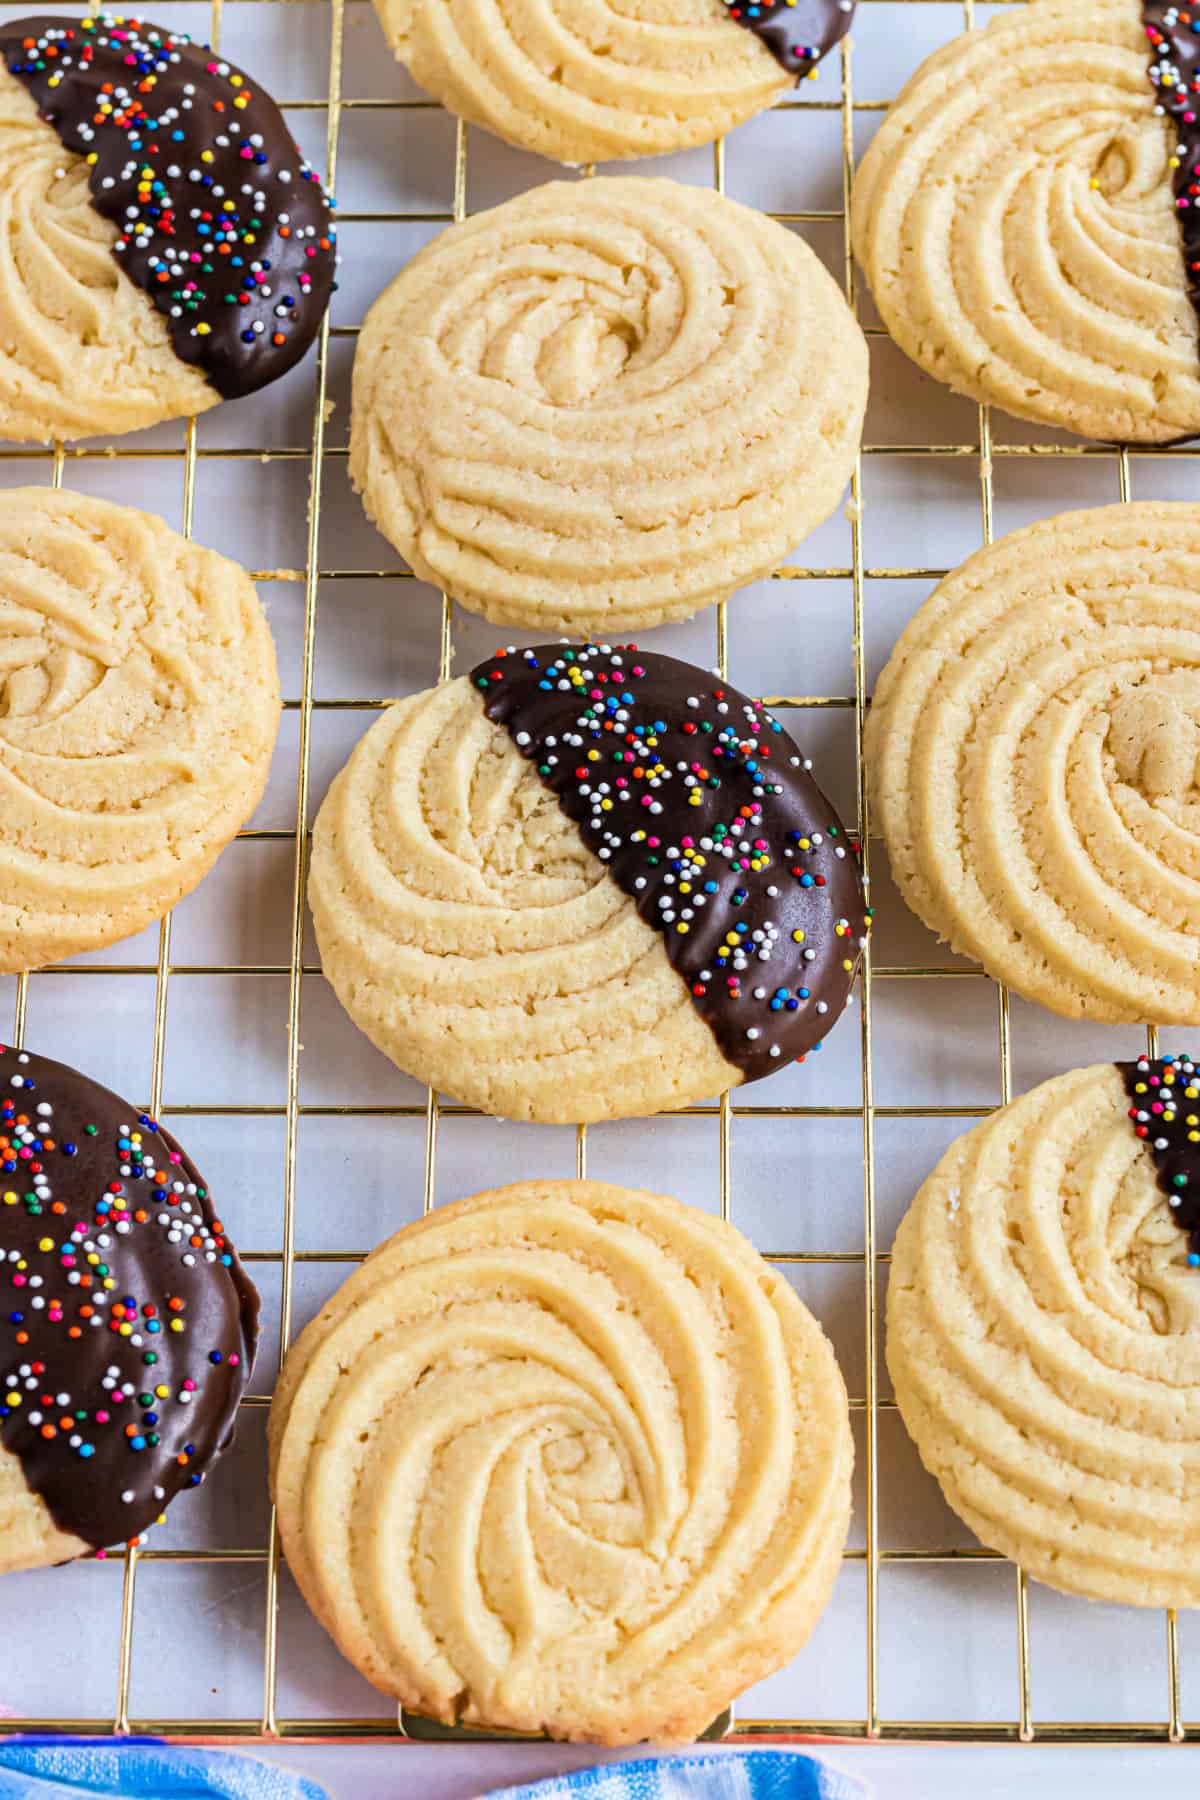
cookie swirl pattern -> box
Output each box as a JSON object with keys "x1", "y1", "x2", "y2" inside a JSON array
[
  {"x1": 350, "y1": 177, "x2": 867, "y2": 634},
  {"x1": 852, "y1": 0, "x2": 1200, "y2": 443},
  {"x1": 867, "y1": 503, "x2": 1200, "y2": 1023},
  {"x1": 268, "y1": 1180, "x2": 853, "y2": 1744},
  {"x1": 0, "y1": 487, "x2": 280, "y2": 970},
  {"x1": 371, "y1": 0, "x2": 851, "y2": 166},
  {"x1": 888, "y1": 1063, "x2": 1200, "y2": 1606}
]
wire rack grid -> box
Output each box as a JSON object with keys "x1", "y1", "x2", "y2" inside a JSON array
[{"x1": 4, "y1": 0, "x2": 1199, "y2": 1753}]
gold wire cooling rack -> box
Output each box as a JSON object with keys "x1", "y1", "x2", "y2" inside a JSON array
[{"x1": 5, "y1": 0, "x2": 1199, "y2": 1752}]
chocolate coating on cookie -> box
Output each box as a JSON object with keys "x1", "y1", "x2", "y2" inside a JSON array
[
  {"x1": 1121, "y1": 1053, "x2": 1200, "y2": 1261},
  {"x1": 0, "y1": 15, "x2": 336, "y2": 400},
  {"x1": 720, "y1": 0, "x2": 855, "y2": 79},
  {"x1": 1146, "y1": 1, "x2": 1200, "y2": 328},
  {"x1": 473, "y1": 644, "x2": 869, "y2": 1082},
  {"x1": 0, "y1": 1046, "x2": 257, "y2": 1550}
]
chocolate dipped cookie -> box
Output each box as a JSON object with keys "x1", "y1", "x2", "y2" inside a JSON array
[
  {"x1": 0, "y1": 1046, "x2": 257, "y2": 1574},
  {"x1": 853, "y1": 0, "x2": 1200, "y2": 442},
  {"x1": 371, "y1": 0, "x2": 855, "y2": 165},
  {"x1": 309, "y1": 643, "x2": 868, "y2": 1123},
  {"x1": 0, "y1": 13, "x2": 337, "y2": 440}
]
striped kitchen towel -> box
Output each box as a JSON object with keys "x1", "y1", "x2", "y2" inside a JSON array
[{"x1": 482, "y1": 1752, "x2": 866, "y2": 1800}]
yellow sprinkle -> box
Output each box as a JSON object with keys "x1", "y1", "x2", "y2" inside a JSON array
[
  {"x1": 37, "y1": 1237, "x2": 52, "y2": 1253},
  {"x1": 195, "y1": 322, "x2": 212, "y2": 336},
  {"x1": 155, "y1": 1384, "x2": 169, "y2": 1400},
  {"x1": 792, "y1": 929, "x2": 806, "y2": 944},
  {"x1": 169, "y1": 1319, "x2": 185, "y2": 1333},
  {"x1": 4, "y1": 1393, "x2": 20, "y2": 1408}
]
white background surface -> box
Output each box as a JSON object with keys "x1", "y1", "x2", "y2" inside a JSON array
[{"x1": 2, "y1": 0, "x2": 1199, "y2": 1790}]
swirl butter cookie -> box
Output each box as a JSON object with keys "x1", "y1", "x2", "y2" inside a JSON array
[
  {"x1": 350, "y1": 177, "x2": 867, "y2": 634},
  {"x1": 867, "y1": 503, "x2": 1200, "y2": 1023},
  {"x1": 0, "y1": 14, "x2": 337, "y2": 442},
  {"x1": 852, "y1": 0, "x2": 1200, "y2": 443},
  {"x1": 889, "y1": 1057, "x2": 1200, "y2": 1606},
  {"x1": 309, "y1": 644, "x2": 869, "y2": 1123},
  {"x1": 372, "y1": 0, "x2": 854, "y2": 165},
  {"x1": 0, "y1": 487, "x2": 279, "y2": 971},
  {"x1": 0, "y1": 1045, "x2": 257, "y2": 1576},
  {"x1": 269, "y1": 1179, "x2": 852, "y2": 1743}
]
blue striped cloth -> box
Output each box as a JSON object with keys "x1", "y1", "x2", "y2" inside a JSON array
[
  {"x1": 483, "y1": 1752, "x2": 866, "y2": 1800},
  {"x1": 0, "y1": 1740, "x2": 326, "y2": 1800}
]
